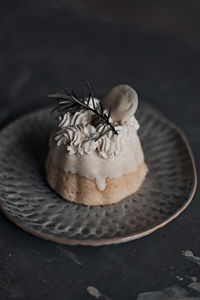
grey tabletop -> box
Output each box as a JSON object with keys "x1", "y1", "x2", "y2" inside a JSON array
[{"x1": 0, "y1": 1, "x2": 200, "y2": 300}]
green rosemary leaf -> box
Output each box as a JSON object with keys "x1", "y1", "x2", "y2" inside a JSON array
[
  {"x1": 86, "y1": 81, "x2": 95, "y2": 109},
  {"x1": 48, "y1": 93, "x2": 67, "y2": 98},
  {"x1": 99, "y1": 101, "x2": 104, "y2": 115},
  {"x1": 50, "y1": 104, "x2": 62, "y2": 113},
  {"x1": 95, "y1": 129, "x2": 111, "y2": 141},
  {"x1": 72, "y1": 91, "x2": 78, "y2": 100},
  {"x1": 60, "y1": 104, "x2": 78, "y2": 112},
  {"x1": 86, "y1": 95, "x2": 90, "y2": 106},
  {"x1": 57, "y1": 100, "x2": 72, "y2": 105},
  {"x1": 108, "y1": 105, "x2": 112, "y2": 119},
  {"x1": 58, "y1": 80, "x2": 70, "y2": 96}
]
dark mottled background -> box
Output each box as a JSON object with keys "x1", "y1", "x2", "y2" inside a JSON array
[{"x1": 0, "y1": 1, "x2": 200, "y2": 299}]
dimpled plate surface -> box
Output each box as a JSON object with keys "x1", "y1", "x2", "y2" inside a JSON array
[{"x1": 0, "y1": 104, "x2": 197, "y2": 246}]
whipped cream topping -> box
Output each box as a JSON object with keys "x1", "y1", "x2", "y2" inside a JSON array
[{"x1": 53, "y1": 104, "x2": 140, "y2": 159}]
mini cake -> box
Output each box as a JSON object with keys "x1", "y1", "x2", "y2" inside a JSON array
[{"x1": 45, "y1": 84, "x2": 148, "y2": 206}]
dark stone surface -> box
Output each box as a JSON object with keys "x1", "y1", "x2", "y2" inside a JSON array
[{"x1": 0, "y1": 1, "x2": 199, "y2": 299}]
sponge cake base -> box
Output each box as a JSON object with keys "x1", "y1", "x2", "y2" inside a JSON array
[{"x1": 45, "y1": 153, "x2": 148, "y2": 206}]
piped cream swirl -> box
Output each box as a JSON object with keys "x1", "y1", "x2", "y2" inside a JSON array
[{"x1": 53, "y1": 104, "x2": 140, "y2": 159}]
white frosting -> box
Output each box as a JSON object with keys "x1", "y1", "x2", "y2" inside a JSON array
[
  {"x1": 48, "y1": 86, "x2": 145, "y2": 191},
  {"x1": 49, "y1": 134, "x2": 144, "y2": 191}
]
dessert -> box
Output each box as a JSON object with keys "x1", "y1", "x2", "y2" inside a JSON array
[{"x1": 45, "y1": 84, "x2": 148, "y2": 206}]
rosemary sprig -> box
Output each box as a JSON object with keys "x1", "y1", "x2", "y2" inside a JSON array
[{"x1": 49, "y1": 82, "x2": 118, "y2": 140}]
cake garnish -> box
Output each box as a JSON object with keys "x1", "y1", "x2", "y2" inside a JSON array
[
  {"x1": 102, "y1": 85, "x2": 138, "y2": 121},
  {"x1": 49, "y1": 82, "x2": 118, "y2": 141}
]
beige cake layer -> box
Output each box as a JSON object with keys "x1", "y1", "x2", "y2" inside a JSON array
[{"x1": 45, "y1": 153, "x2": 148, "y2": 206}]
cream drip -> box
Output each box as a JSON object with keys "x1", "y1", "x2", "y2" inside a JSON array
[{"x1": 49, "y1": 134, "x2": 144, "y2": 191}]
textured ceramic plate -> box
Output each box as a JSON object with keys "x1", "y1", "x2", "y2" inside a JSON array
[{"x1": 0, "y1": 104, "x2": 197, "y2": 246}]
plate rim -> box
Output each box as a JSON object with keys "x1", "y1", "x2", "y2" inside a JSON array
[{"x1": 0, "y1": 105, "x2": 197, "y2": 246}]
